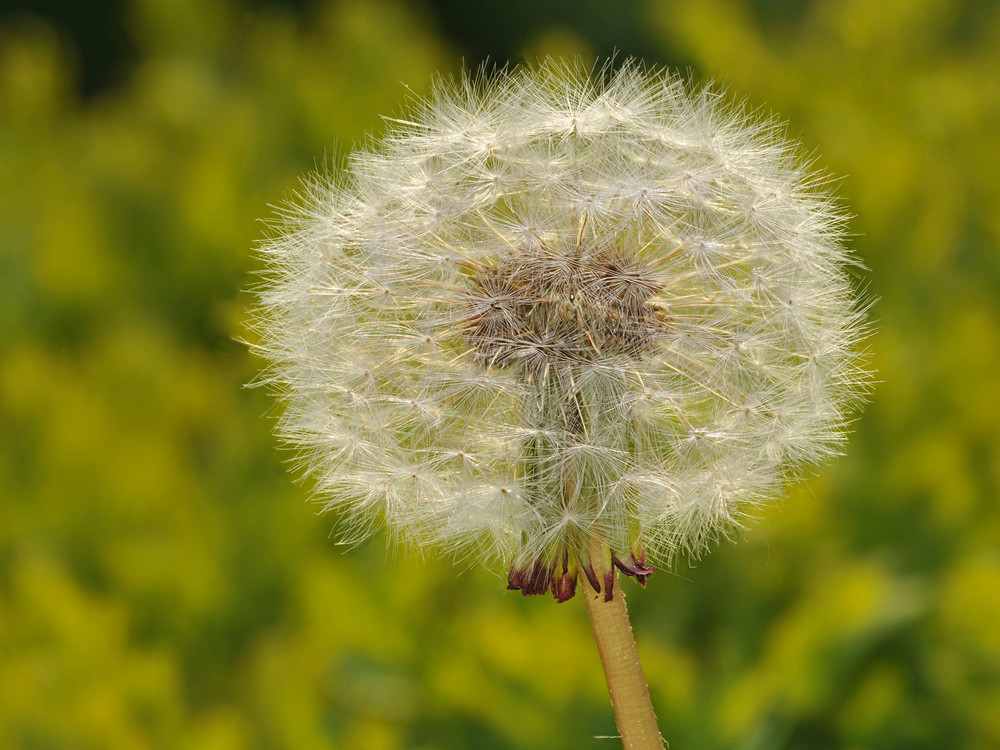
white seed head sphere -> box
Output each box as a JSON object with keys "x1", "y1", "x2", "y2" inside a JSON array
[{"x1": 252, "y1": 61, "x2": 870, "y2": 601}]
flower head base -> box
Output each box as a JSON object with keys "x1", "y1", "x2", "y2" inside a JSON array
[
  {"x1": 251, "y1": 61, "x2": 870, "y2": 601},
  {"x1": 463, "y1": 243, "x2": 669, "y2": 374}
]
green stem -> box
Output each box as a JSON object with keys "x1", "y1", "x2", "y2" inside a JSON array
[{"x1": 584, "y1": 545, "x2": 665, "y2": 750}]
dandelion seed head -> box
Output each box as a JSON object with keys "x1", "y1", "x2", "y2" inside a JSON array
[{"x1": 250, "y1": 60, "x2": 871, "y2": 598}]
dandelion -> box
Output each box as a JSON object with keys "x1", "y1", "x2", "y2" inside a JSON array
[{"x1": 250, "y1": 60, "x2": 870, "y2": 749}]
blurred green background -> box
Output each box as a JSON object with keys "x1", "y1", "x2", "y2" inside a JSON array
[{"x1": 1, "y1": 0, "x2": 999, "y2": 747}]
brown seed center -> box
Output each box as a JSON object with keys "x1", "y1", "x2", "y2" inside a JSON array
[{"x1": 463, "y1": 246, "x2": 668, "y2": 375}]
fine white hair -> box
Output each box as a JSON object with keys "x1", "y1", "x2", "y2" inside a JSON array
[{"x1": 250, "y1": 60, "x2": 871, "y2": 594}]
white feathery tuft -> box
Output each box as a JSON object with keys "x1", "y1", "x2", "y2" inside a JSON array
[{"x1": 249, "y1": 60, "x2": 871, "y2": 600}]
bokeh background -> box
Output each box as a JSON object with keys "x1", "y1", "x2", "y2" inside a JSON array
[{"x1": 2, "y1": 0, "x2": 999, "y2": 748}]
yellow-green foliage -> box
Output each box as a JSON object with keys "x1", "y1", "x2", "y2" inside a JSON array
[{"x1": 1, "y1": 0, "x2": 998, "y2": 748}]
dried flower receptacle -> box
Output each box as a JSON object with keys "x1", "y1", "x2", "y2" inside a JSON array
[{"x1": 462, "y1": 242, "x2": 670, "y2": 373}]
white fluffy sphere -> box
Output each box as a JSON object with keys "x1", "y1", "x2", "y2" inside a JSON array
[{"x1": 251, "y1": 61, "x2": 870, "y2": 600}]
